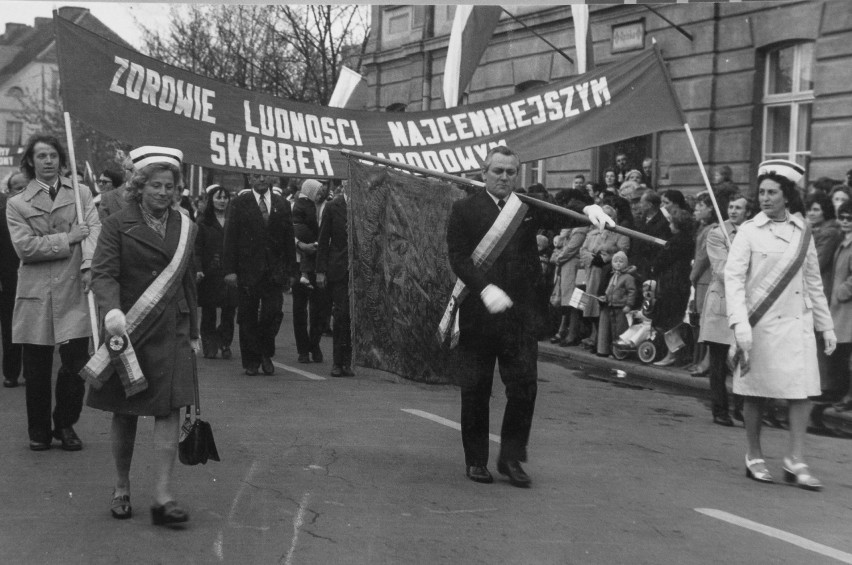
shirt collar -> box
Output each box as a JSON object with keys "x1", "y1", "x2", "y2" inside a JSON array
[
  {"x1": 752, "y1": 210, "x2": 805, "y2": 229},
  {"x1": 35, "y1": 178, "x2": 59, "y2": 193}
]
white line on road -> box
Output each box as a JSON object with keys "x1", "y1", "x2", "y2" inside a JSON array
[
  {"x1": 401, "y1": 408, "x2": 501, "y2": 443},
  {"x1": 273, "y1": 361, "x2": 326, "y2": 381},
  {"x1": 283, "y1": 491, "x2": 311, "y2": 565},
  {"x1": 696, "y1": 508, "x2": 852, "y2": 564}
]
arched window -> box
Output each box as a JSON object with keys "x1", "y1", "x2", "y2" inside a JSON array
[
  {"x1": 762, "y1": 42, "x2": 814, "y2": 173},
  {"x1": 385, "y1": 102, "x2": 407, "y2": 113}
]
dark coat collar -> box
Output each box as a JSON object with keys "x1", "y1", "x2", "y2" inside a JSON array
[{"x1": 119, "y1": 202, "x2": 182, "y2": 259}]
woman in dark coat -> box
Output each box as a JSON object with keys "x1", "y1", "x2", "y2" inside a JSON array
[
  {"x1": 86, "y1": 147, "x2": 198, "y2": 526},
  {"x1": 651, "y1": 208, "x2": 695, "y2": 365},
  {"x1": 195, "y1": 185, "x2": 236, "y2": 359}
]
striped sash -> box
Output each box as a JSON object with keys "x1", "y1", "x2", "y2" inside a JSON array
[
  {"x1": 81, "y1": 213, "x2": 193, "y2": 397},
  {"x1": 746, "y1": 221, "x2": 811, "y2": 327},
  {"x1": 437, "y1": 193, "x2": 529, "y2": 348}
]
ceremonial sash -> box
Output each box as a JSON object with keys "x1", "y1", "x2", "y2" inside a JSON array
[
  {"x1": 746, "y1": 221, "x2": 811, "y2": 327},
  {"x1": 437, "y1": 193, "x2": 529, "y2": 348},
  {"x1": 81, "y1": 213, "x2": 193, "y2": 397}
]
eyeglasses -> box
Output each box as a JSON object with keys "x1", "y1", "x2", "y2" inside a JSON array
[
  {"x1": 838, "y1": 214, "x2": 852, "y2": 222},
  {"x1": 97, "y1": 178, "x2": 113, "y2": 185}
]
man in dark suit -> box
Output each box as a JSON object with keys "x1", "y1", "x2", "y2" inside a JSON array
[
  {"x1": 446, "y1": 146, "x2": 611, "y2": 487},
  {"x1": 0, "y1": 172, "x2": 26, "y2": 388},
  {"x1": 631, "y1": 190, "x2": 672, "y2": 282},
  {"x1": 223, "y1": 174, "x2": 296, "y2": 376},
  {"x1": 316, "y1": 181, "x2": 352, "y2": 377}
]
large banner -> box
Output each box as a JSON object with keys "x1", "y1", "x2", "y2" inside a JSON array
[{"x1": 55, "y1": 16, "x2": 685, "y2": 180}]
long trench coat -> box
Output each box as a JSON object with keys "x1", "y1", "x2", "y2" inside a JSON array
[
  {"x1": 698, "y1": 220, "x2": 738, "y2": 345},
  {"x1": 551, "y1": 226, "x2": 589, "y2": 304},
  {"x1": 5, "y1": 178, "x2": 101, "y2": 345},
  {"x1": 827, "y1": 236, "x2": 852, "y2": 344},
  {"x1": 86, "y1": 203, "x2": 198, "y2": 416},
  {"x1": 725, "y1": 212, "x2": 833, "y2": 398}
]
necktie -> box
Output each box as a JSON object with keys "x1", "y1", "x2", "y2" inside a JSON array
[
  {"x1": 258, "y1": 194, "x2": 269, "y2": 223},
  {"x1": 49, "y1": 184, "x2": 57, "y2": 201},
  {"x1": 497, "y1": 199, "x2": 505, "y2": 210}
]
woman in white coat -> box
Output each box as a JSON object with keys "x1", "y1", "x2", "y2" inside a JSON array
[{"x1": 725, "y1": 160, "x2": 836, "y2": 491}]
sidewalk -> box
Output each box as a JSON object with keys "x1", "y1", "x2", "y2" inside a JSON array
[{"x1": 537, "y1": 339, "x2": 852, "y2": 436}]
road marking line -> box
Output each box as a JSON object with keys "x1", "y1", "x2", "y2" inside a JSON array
[
  {"x1": 401, "y1": 408, "x2": 501, "y2": 443},
  {"x1": 696, "y1": 508, "x2": 852, "y2": 564},
  {"x1": 273, "y1": 361, "x2": 326, "y2": 380},
  {"x1": 228, "y1": 461, "x2": 259, "y2": 526},
  {"x1": 284, "y1": 491, "x2": 311, "y2": 565}
]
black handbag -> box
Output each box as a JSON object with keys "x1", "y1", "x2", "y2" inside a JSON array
[{"x1": 178, "y1": 351, "x2": 221, "y2": 465}]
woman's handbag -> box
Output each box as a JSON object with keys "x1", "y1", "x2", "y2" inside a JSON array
[
  {"x1": 178, "y1": 351, "x2": 221, "y2": 465},
  {"x1": 549, "y1": 272, "x2": 562, "y2": 307}
]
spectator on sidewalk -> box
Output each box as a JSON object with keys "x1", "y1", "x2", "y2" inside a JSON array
[
  {"x1": 687, "y1": 192, "x2": 722, "y2": 376},
  {"x1": 0, "y1": 172, "x2": 27, "y2": 388},
  {"x1": 632, "y1": 190, "x2": 672, "y2": 282},
  {"x1": 826, "y1": 201, "x2": 852, "y2": 411},
  {"x1": 597, "y1": 251, "x2": 636, "y2": 357}
]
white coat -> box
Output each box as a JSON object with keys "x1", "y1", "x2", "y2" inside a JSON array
[
  {"x1": 5, "y1": 178, "x2": 101, "y2": 345},
  {"x1": 724, "y1": 212, "x2": 832, "y2": 398}
]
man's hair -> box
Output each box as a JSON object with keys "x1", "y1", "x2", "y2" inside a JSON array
[
  {"x1": 482, "y1": 146, "x2": 520, "y2": 173},
  {"x1": 574, "y1": 174, "x2": 586, "y2": 182},
  {"x1": 100, "y1": 167, "x2": 124, "y2": 188},
  {"x1": 20, "y1": 134, "x2": 67, "y2": 179},
  {"x1": 6, "y1": 172, "x2": 24, "y2": 191},
  {"x1": 669, "y1": 208, "x2": 695, "y2": 233},
  {"x1": 642, "y1": 190, "x2": 662, "y2": 207}
]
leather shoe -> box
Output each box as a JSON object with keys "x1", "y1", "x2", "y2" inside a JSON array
[
  {"x1": 465, "y1": 465, "x2": 493, "y2": 484},
  {"x1": 261, "y1": 357, "x2": 274, "y2": 375},
  {"x1": 52, "y1": 427, "x2": 82, "y2": 451},
  {"x1": 713, "y1": 414, "x2": 734, "y2": 427},
  {"x1": 220, "y1": 346, "x2": 232, "y2": 360},
  {"x1": 3, "y1": 378, "x2": 18, "y2": 388},
  {"x1": 311, "y1": 347, "x2": 323, "y2": 363},
  {"x1": 151, "y1": 500, "x2": 189, "y2": 526},
  {"x1": 330, "y1": 365, "x2": 343, "y2": 377},
  {"x1": 342, "y1": 366, "x2": 355, "y2": 377},
  {"x1": 29, "y1": 439, "x2": 50, "y2": 451},
  {"x1": 245, "y1": 365, "x2": 259, "y2": 376},
  {"x1": 297, "y1": 354, "x2": 311, "y2": 364},
  {"x1": 497, "y1": 459, "x2": 531, "y2": 487}
]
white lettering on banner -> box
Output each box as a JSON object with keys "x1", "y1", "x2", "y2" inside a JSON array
[
  {"x1": 209, "y1": 131, "x2": 334, "y2": 176},
  {"x1": 384, "y1": 79, "x2": 611, "y2": 149},
  {"x1": 109, "y1": 56, "x2": 217, "y2": 124},
  {"x1": 356, "y1": 139, "x2": 506, "y2": 174},
  {"x1": 242, "y1": 103, "x2": 362, "y2": 147}
]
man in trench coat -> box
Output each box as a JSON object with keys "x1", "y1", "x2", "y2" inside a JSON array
[{"x1": 6, "y1": 135, "x2": 101, "y2": 451}]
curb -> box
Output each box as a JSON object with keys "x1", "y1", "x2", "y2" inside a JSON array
[{"x1": 537, "y1": 340, "x2": 852, "y2": 434}]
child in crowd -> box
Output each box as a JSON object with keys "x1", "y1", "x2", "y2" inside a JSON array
[{"x1": 597, "y1": 251, "x2": 637, "y2": 356}]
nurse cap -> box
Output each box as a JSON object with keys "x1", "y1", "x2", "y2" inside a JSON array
[
  {"x1": 129, "y1": 146, "x2": 183, "y2": 171},
  {"x1": 757, "y1": 159, "x2": 804, "y2": 185}
]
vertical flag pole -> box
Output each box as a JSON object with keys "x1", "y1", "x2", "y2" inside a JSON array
[
  {"x1": 683, "y1": 123, "x2": 731, "y2": 247},
  {"x1": 63, "y1": 112, "x2": 100, "y2": 348}
]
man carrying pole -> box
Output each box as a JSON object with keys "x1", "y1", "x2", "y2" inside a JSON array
[
  {"x1": 444, "y1": 145, "x2": 613, "y2": 487},
  {"x1": 6, "y1": 134, "x2": 100, "y2": 451}
]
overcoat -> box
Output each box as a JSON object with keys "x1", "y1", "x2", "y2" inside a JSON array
[
  {"x1": 827, "y1": 235, "x2": 852, "y2": 343},
  {"x1": 579, "y1": 228, "x2": 629, "y2": 317},
  {"x1": 86, "y1": 203, "x2": 199, "y2": 416},
  {"x1": 316, "y1": 195, "x2": 349, "y2": 283},
  {"x1": 698, "y1": 220, "x2": 738, "y2": 345},
  {"x1": 98, "y1": 185, "x2": 129, "y2": 219},
  {"x1": 6, "y1": 177, "x2": 101, "y2": 345},
  {"x1": 690, "y1": 222, "x2": 714, "y2": 314},
  {"x1": 650, "y1": 229, "x2": 694, "y2": 331},
  {"x1": 811, "y1": 219, "x2": 842, "y2": 294},
  {"x1": 725, "y1": 212, "x2": 833, "y2": 398},
  {"x1": 552, "y1": 226, "x2": 589, "y2": 304},
  {"x1": 195, "y1": 215, "x2": 236, "y2": 309}
]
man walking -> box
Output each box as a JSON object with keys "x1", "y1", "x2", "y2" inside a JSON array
[
  {"x1": 316, "y1": 181, "x2": 353, "y2": 377},
  {"x1": 445, "y1": 145, "x2": 611, "y2": 487},
  {"x1": 6, "y1": 135, "x2": 100, "y2": 450},
  {"x1": 223, "y1": 174, "x2": 296, "y2": 375}
]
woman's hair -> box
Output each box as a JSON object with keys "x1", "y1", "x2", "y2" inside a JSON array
[
  {"x1": 829, "y1": 184, "x2": 851, "y2": 202},
  {"x1": 20, "y1": 134, "x2": 67, "y2": 179},
  {"x1": 125, "y1": 162, "x2": 182, "y2": 204},
  {"x1": 694, "y1": 192, "x2": 723, "y2": 223},
  {"x1": 202, "y1": 185, "x2": 231, "y2": 224},
  {"x1": 838, "y1": 200, "x2": 852, "y2": 218},
  {"x1": 668, "y1": 207, "x2": 695, "y2": 234},
  {"x1": 527, "y1": 182, "x2": 547, "y2": 195},
  {"x1": 586, "y1": 182, "x2": 603, "y2": 195},
  {"x1": 805, "y1": 192, "x2": 835, "y2": 221},
  {"x1": 661, "y1": 189, "x2": 690, "y2": 212},
  {"x1": 757, "y1": 171, "x2": 800, "y2": 207},
  {"x1": 714, "y1": 165, "x2": 733, "y2": 183},
  {"x1": 554, "y1": 187, "x2": 593, "y2": 207},
  {"x1": 602, "y1": 168, "x2": 616, "y2": 184},
  {"x1": 624, "y1": 169, "x2": 643, "y2": 182}
]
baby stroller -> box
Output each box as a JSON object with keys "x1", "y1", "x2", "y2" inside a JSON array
[{"x1": 611, "y1": 280, "x2": 665, "y2": 363}]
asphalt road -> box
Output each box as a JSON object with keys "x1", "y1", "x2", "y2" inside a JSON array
[{"x1": 0, "y1": 300, "x2": 851, "y2": 564}]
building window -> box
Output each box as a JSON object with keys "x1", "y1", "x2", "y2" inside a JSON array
[
  {"x1": 516, "y1": 81, "x2": 547, "y2": 187},
  {"x1": 6, "y1": 121, "x2": 23, "y2": 145},
  {"x1": 761, "y1": 42, "x2": 814, "y2": 173},
  {"x1": 7, "y1": 86, "x2": 24, "y2": 99},
  {"x1": 385, "y1": 102, "x2": 407, "y2": 112}
]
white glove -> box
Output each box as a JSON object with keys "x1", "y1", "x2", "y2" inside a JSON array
[
  {"x1": 734, "y1": 322, "x2": 752, "y2": 353},
  {"x1": 480, "y1": 284, "x2": 513, "y2": 314},
  {"x1": 582, "y1": 204, "x2": 616, "y2": 232},
  {"x1": 104, "y1": 309, "x2": 126, "y2": 336},
  {"x1": 823, "y1": 329, "x2": 837, "y2": 356}
]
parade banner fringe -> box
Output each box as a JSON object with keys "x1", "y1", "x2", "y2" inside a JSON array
[
  {"x1": 348, "y1": 160, "x2": 469, "y2": 384},
  {"x1": 54, "y1": 15, "x2": 685, "y2": 179}
]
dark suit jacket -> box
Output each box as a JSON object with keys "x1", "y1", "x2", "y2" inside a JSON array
[
  {"x1": 222, "y1": 190, "x2": 296, "y2": 288},
  {"x1": 195, "y1": 215, "x2": 236, "y2": 308},
  {"x1": 632, "y1": 210, "x2": 672, "y2": 280},
  {"x1": 316, "y1": 195, "x2": 348, "y2": 283},
  {"x1": 292, "y1": 196, "x2": 320, "y2": 273},
  {"x1": 0, "y1": 193, "x2": 20, "y2": 288},
  {"x1": 99, "y1": 186, "x2": 129, "y2": 219},
  {"x1": 446, "y1": 190, "x2": 580, "y2": 344}
]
